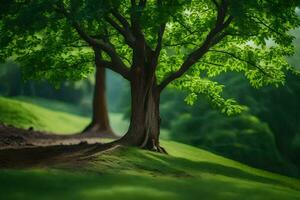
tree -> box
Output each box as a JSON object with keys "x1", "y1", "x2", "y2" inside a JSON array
[
  {"x1": 1, "y1": 0, "x2": 299, "y2": 151},
  {"x1": 0, "y1": 1, "x2": 115, "y2": 137},
  {"x1": 82, "y1": 51, "x2": 115, "y2": 137}
]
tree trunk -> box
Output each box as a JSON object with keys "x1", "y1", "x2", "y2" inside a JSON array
[
  {"x1": 82, "y1": 67, "x2": 116, "y2": 138},
  {"x1": 119, "y1": 69, "x2": 166, "y2": 153}
]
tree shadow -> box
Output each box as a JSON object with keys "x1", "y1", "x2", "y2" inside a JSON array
[{"x1": 126, "y1": 150, "x2": 299, "y2": 191}]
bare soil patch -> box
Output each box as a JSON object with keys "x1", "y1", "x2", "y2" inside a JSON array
[{"x1": 0, "y1": 124, "x2": 117, "y2": 168}]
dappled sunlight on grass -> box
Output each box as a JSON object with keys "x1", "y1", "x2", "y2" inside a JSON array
[
  {"x1": 81, "y1": 186, "x2": 178, "y2": 200},
  {"x1": 1, "y1": 164, "x2": 299, "y2": 200}
]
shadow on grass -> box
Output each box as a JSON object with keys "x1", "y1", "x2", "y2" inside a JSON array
[
  {"x1": 0, "y1": 167, "x2": 299, "y2": 200},
  {"x1": 103, "y1": 148, "x2": 299, "y2": 191},
  {"x1": 0, "y1": 147, "x2": 300, "y2": 200}
]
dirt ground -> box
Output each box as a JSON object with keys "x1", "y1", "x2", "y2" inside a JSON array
[
  {"x1": 0, "y1": 124, "x2": 118, "y2": 149},
  {"x1": 0, "y1": 124, "x2": 117, "y2": 168}
]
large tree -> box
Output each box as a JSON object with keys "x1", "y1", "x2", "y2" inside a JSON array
[{"x1": 1, "y1": 0, "x2": 299, "y2": 151}]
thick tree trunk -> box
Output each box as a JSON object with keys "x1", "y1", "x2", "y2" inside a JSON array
[
  {"x1": 119, "y1": 69, "x2": 166, "y2": 153},
  {"x1": 82, "y1": 67, "x2": 116, "y2": 138}
]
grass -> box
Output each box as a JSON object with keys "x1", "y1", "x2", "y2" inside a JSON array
[
  {"x1": 0, "y1": 96, "x2": 300, "y2": 199},
  {"x1": 0, "y1": 142, "x2": 300, "y2": 200},
  {"x1": 14, "y1": 96, "x2": 88, "y2": 116},
  {"x1": 0, "y1": 96, "x2": 129, "y2": 134}
]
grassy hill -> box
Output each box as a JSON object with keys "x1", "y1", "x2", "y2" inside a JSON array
[
  {"x1": 0, "y1": 141, "x2": 300, "y2": 200},
  {"x1": 0, "y1": 96, "x2": 299, "y2": 199},
  {"x1": 0, "y1": 96, "x2": 128, "y2": 134}
]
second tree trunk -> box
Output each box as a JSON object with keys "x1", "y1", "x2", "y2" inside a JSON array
[{"x1": 82, "y1": 67, "x2": 115, "y2": 138}]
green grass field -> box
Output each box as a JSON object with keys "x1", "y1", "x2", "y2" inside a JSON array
[
  {"x1": 0, "y1": 96, "x2": 129, "y2": 134},
  {"x1": 0, "y1": 96, "x2": 299, "y2": 200}
]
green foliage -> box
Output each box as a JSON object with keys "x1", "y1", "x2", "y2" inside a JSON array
[
  {"x1": 158, "y1": 0, "x2": 299, "y2": 111},
  {"x1": 1, "y1": 0, "x2": 299, "y2": 112},
  {"x1": 0, "y1": 61, "x2": 22, "y2": 96},
  {"x1": 0, "y1": 60, "x2": 131, "y2": 114},
  {"x1": 161, "y1": 71, "x2": 300, "y2": 176},
  {"x1": 0, "y1": 61, "x2": 94, "y2": 108},
  {"x1": 0, "y1": 0, "x2": 95, "y2": 84},
  {"x1": 176, "y1": 75, "x2": 247, "y2": 115},
  {"x1": 212, "y1": 71, "x2": 300, "y2": 170},
  {"x1": 241, "y1": 73, "x2": 300, "y2": 166},
  {"x1": 170, "y1": 111, "x2": 288, "y2": 173}
]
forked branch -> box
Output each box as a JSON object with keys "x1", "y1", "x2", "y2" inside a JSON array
[
  {"x1": 158, "y1": 0, "x2": 232, "y2": 91},
  {"x1": 54, "y1": 2, "x2": 130, "y2": 80}
]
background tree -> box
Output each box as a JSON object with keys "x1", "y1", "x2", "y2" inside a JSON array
[
  {"x1": 1, "y1": 0, "x2": 299, "y2": 151},
  {"x1": 0, "y1": 3, "x2": 115, "y2": 137},
  {"x1": 81, "y1": 51, "x2": 115, "y2": 137}
]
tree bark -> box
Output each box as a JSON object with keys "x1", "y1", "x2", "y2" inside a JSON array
[
  {"x1": 119, "y1": 68, "x2": 166, "y2": 153},
  {"x1": 82, "y1": 66, "x2": 116, "y2": 138}
]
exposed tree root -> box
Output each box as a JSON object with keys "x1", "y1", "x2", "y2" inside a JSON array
[
  {"x1": 81, "y1": 123, "x2": 118, "y2": 139},
  {"x1": 0, "y1": 125, "x2": 167, "y2": 168},
  {"x1": 0, "y1": 139, "x2": 119, "y2": 168},
  {"x1": 0, "y1": 124, "x2": 121, "y2": 150},
  {"x1": 147, "y1": 139, "x2": 168, "y2": 154},
  {"x1": 152, "y1": 144, "x2": 168, "y2": 154},
  {"x1": 120, "y1": 131, "x2": 168, "y2": 154}
]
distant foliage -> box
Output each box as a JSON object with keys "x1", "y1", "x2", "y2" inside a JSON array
[
  {"x1": 0, "y1": 61, "x2": 93, "y2": 112},
  {"x1": 170, "y1": 110, "x2": 284, "y2": 172},
  {"x1": 164, "y1": 72, "x2": 300, "y2": 176}
]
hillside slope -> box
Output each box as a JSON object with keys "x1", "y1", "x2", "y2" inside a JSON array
[
  {"x1": 0, "y1": 96, "x2": 128, "y2": 134},
  {"x1": 0, "y1": 141, "x2": 300, "y2": 200},
  {"x1": 0, "y1": 96, "x2": 299, "y2": 199}
]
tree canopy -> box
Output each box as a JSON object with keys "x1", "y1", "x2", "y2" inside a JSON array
[{"x1": 1, "y1": 0, "x2": 299, "y2": 115}]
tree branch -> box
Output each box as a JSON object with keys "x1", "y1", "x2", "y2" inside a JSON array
[
  {"x1": 111, "y1": 10, "x2": 132, "y2": 30},
  {"x1": 151, "y1": 0, "x2": 166, "y2": 69},
  {"x1": 129, "y1": 0, "x2": 153, "y2": 70},
  {"x1": 208, "y1": 49, "x2": 271, "y2": 76},
  {"x1": 163, "y1": 41, "x2": 198, "y2": 47},
  {"x1": 171, "y1": 14, "x2": 195, "y2": 35},
  {"x1": 202, "y1": 61, "x2": 224, "y2": 67},
  {"x1": 106, "y1": 8, "x2": 136, "y2": 47},
  {"x1": 251, "y1": 16, "x2": 286, "y2": 38},
  {"x1": 158, "y1": 0, "x2": 232, "y2": 91},
  {"x1": 94, "y1": 48, "x2": 131, "y2": 80},
  {"x1": 210, "y1": 16, "x2": 233, "y2": 46},
  {"x1": 54, "y1": 2, "x2": 130, "y2": 80},
  {"x1": 53, "y1": 3, "x2": 99, "y2": 47},
  {"x1": 72, "y1": 22, "x2": 100, "y2": 46},
  {"x1": 154, "y1": 24, "x2": 166, "y2": 55},
  {"x1": 73, "y1": 22, "x2": 129, "y2": 74},
  {"x1": 105, "y1": 15, "x2": 135, "y2": 47}
]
